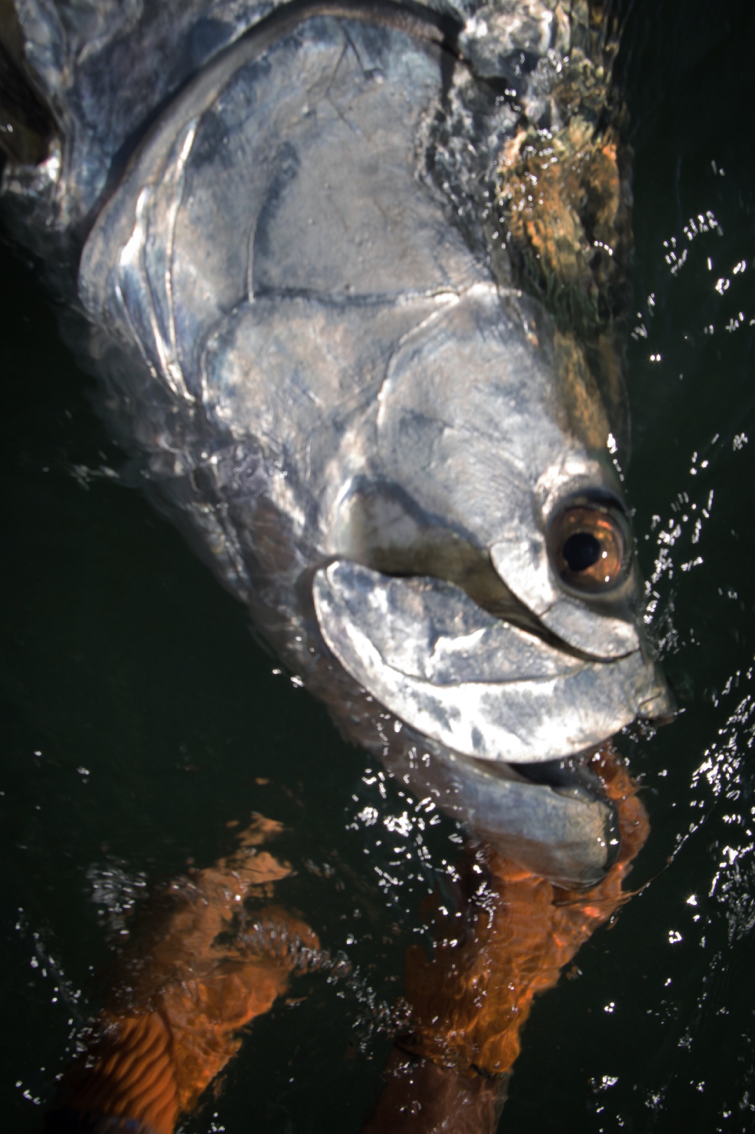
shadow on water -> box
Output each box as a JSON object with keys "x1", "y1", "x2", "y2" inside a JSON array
[{"x1": 1, "y1": 0, "x2": 755, "y2": 1131}]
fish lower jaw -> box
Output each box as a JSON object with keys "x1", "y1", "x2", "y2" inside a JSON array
[{"x1": 387, "y1": 736, "x2": 621, "y2": 890}]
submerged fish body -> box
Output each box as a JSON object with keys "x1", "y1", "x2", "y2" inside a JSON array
[{"x1": 1, "y1": 0, "x2": 672, "y2": 886}]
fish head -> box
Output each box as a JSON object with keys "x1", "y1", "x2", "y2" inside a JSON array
[
  {"x1": 315, "y1": 283, "x2": 672, "y2": 764},
  {"x1": 11, "y1": 2, "x2": 673, "y2": 887},
  {"x1": 313, "y1": 283, "x2": 674, "y2": 886}
]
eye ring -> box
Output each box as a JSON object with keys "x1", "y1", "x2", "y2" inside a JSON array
[{"x1": 547, "y1": 500, "x2": 630, "y2": 593}]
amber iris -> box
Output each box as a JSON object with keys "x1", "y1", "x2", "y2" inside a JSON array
[{"x1": 548, "y1": 505, "x2": 627, "y2": 592}]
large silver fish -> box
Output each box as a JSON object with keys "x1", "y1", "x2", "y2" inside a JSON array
[{"x1": 0, "y1": 0, "x2": 672, "y2": 888}]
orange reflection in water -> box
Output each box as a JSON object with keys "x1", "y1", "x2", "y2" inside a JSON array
[
  {"x1": 401, "y1": 747, "x2": 648, "y2": 1076},
  {"x1": 364, "y1": 746, "x2": 648, "y2": 1132},
  {"x1": 47, "y1": 746, "x2": 647, "y2": 1134},
  {"x1": 47, "y1": 816, "x2": 320, "y2": 1134}
]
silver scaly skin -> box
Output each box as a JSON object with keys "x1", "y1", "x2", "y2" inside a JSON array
[{"x1": 0, "y1": 0, "x2": 673, "y2": 887}]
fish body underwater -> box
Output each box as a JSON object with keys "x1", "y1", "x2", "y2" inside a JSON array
[{"x1": 0, "y1": 0, "x2": 671, "y2": 887}]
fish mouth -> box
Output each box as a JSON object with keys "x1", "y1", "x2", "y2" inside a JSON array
[
  {"x1": 312, "y1": 558, "x2": 665, "y2": 886},
  {"x1": 447, "y1": 749, "x2": 623, "y2": 888},
  {"x1": 312, "y1": 559, "x2": 673, "y2": 766}
]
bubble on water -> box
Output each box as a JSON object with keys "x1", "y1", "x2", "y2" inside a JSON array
[{"x1": 86, "y1": 860, "x2": 148, "y2": 938}]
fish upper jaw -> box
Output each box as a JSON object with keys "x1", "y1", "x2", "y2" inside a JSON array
[{"x1": 312, "y1": 560, "x2": 673, "y2": 766}]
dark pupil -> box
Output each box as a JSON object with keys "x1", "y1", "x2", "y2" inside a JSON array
[{"x1": 562, "y1": 531, "x2": 601, "y2": 573}]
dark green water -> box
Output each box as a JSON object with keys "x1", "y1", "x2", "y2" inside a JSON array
[{"x1": 1, "y1": 1, "x2": 754, "y2": 1130}]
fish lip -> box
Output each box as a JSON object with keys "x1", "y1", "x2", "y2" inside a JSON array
[
  {"x1": 636, "y1": 688, "x2": 678, "y2": 727},
  {"x1": 509, "y1": 748, "x2": 605, "y2": 791},
  {"x1": 471, "y1": 744, "x2": 609, "y2": 803}
]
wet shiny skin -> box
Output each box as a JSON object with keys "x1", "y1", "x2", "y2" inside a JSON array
[{"x1": 73, "y1": 1, "x2": 668, "y2": 881}]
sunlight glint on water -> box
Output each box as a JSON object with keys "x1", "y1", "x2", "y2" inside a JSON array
[{"x1": 1, "y1": 1, "x2": 754, "y2": 1131}]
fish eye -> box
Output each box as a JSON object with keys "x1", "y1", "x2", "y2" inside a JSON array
[{"x1": 547, "y1": 501, "x2": 629, "y2": 592}]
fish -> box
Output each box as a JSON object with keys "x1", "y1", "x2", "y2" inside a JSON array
[{"x1": 0, "y1": 0, "x2": 673, "y2": 891}]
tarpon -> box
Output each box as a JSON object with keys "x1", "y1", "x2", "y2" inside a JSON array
[{"x1": 0, "y1": 0, "x2": 673, "y2": 888}]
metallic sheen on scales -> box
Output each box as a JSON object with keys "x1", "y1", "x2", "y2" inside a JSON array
[{"x1": 0, "y1": 0, "x2": 673, "y2": 886}]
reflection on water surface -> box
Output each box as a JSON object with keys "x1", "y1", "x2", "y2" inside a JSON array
[{"x1": 1, "y1": 0, "x2": 754, "y2": 1131}]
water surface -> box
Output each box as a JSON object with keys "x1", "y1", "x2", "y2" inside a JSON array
[{"x1": 1, "y1": 0, "x2": 754, "y2": 1130}]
